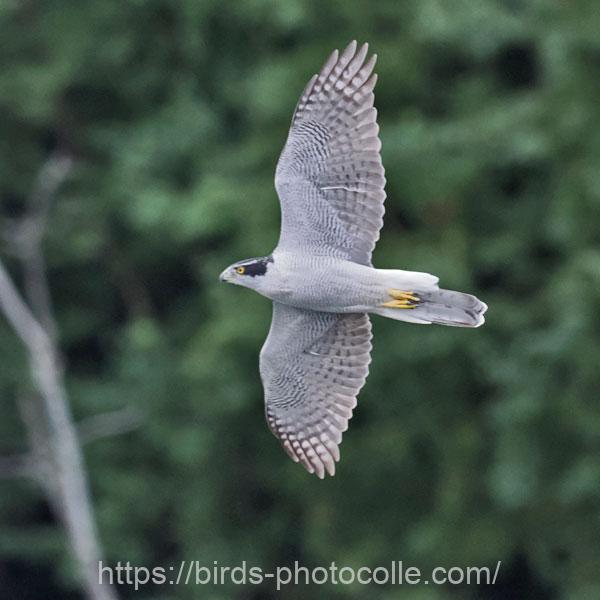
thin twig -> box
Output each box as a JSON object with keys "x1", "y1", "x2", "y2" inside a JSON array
[
  {"x1": 3, "y1": 154, "x2": 73, "y2": 339},
  {"x1": 0, "y1": 405, "x2": 144, "y2": 479},
  {"x1": 77, "y1": 405, "x2": 145, "y2": 445}
]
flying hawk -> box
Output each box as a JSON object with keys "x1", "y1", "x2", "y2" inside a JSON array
[{"x1": 220, "y1": 41, "x2": 487, "y2": 478}]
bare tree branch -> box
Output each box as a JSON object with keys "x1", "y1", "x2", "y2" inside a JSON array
[
  {"x1": 0, "y1": 261, "x2": 48, "y2": 349},
  {"x1": 0, "y1": 155, "x2": 117, "y2": 600},
  {"x1": 24, "y1": 155, "x2": 72, "y2": 340},
  {"x1": 0, "y1": 406, "x2": 144, "y2": 479},
  {"x1": 0, "y1": 260, "x2": 117, "y2": 600},
  {"x1": 2, "y1": 154, "x2": 72, "y2": 340}
]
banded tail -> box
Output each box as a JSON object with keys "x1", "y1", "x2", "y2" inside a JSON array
[{"x1": 371, "y1": 270, "x2": 487, "y2": 328}]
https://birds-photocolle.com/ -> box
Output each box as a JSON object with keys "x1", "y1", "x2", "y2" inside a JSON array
[{"x1": 220, "y1": 41, "x2": 487, "y2": 479}]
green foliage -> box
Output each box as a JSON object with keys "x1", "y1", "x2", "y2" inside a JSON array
[{"x1": 2, "y1": 1, "x2": 600, "y2": 598}]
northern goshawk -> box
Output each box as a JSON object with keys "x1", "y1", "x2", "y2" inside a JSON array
[{"x1": 220, "y1": 41, "x2": 487, "y2": 478}]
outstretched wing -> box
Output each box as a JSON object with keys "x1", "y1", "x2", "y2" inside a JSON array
[
  {"x1": 274, "y1": 41, "x2": 386, "y2": 267},
  {"x1": 259, "y1": 302, "x2": 372, "y2": 478}
]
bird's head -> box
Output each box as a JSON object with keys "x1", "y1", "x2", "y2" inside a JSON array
[{"x1": 219, "y1": 256, "x2": 274, "y2": 291}]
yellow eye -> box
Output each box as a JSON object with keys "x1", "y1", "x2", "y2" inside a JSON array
[{"x1": 235, "y1": 266, "x2": 245, "y2": 275}]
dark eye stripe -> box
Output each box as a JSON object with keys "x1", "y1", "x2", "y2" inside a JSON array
[
  {"x1": 238, "y1": 256, "x2": 273, "y2": 277},
  {"x1": 243, "y1": 261, "x2": 268, "y2": 276}
]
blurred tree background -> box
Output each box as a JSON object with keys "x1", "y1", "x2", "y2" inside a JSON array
[{"x1": 1, "y1": 0, "x2": 600, "y2": 598}]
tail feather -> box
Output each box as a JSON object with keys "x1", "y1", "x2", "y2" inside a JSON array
[{"x1": 373, "y1": 288, "x2": 487, "y2": 328}]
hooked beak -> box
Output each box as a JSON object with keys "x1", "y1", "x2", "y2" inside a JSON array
[{"x1": 219, "y1": 268, "x2": 230, "y2": 282}]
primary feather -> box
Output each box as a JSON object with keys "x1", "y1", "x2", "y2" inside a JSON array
[
  {"x1": 260, "y1": 304, "x2": 372, "y2": 478},
  {"x1": 275, "y1": 41, "x2": 386, "y2": 266}
]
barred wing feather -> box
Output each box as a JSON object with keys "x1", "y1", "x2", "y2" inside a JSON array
[
  {"x1": 259, "y1": 303, "x2": 372, "y2": 478},
  {"x1": 274, "y1": 41, "x2": 386, "y2": 267}
]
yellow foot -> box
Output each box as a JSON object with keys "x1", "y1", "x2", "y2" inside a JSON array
[{"x1": 381, "y1": 289, "x2": 420, "y2": 309}]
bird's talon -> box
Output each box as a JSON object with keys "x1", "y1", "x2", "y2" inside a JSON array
[
  {"x1": 388, "y1": 289, "x2": 420, "y2": 302},
  {"x1": 381, "y1": 289, "x2": 421, "y2": 309}
]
